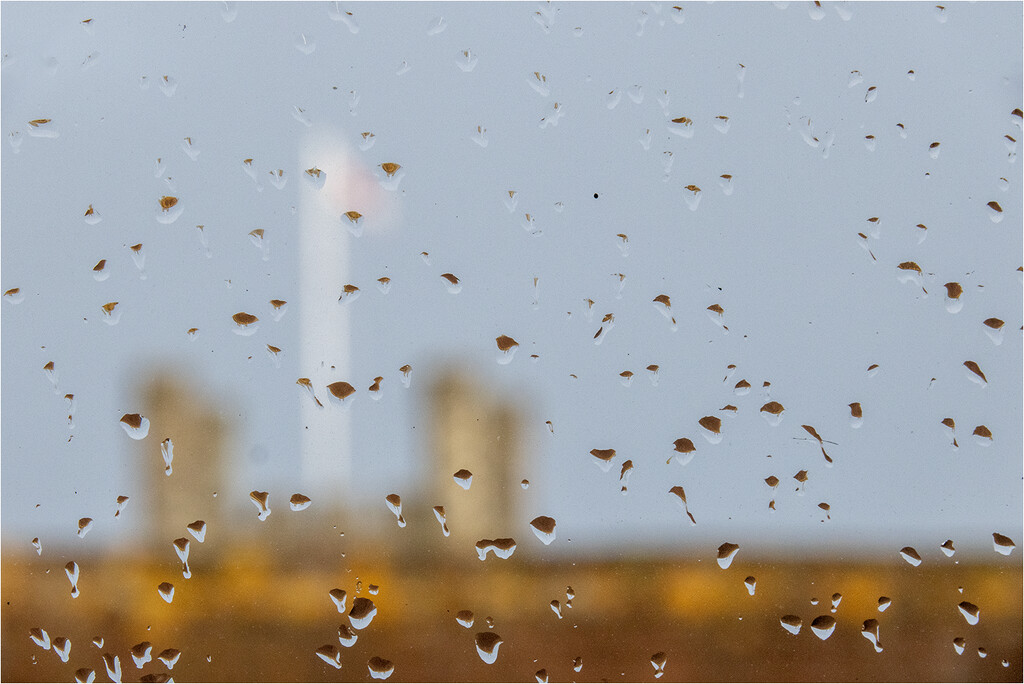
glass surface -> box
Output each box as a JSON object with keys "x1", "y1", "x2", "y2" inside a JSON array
[{"x1": 2, "y1": 2, "x2": 1021, "y2": 681}]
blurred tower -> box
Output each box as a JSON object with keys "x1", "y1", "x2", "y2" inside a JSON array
[
  {"x1": 142, "y1": 371, "x2": 228, "y2": 548},
  {"x1": 427, "y1": 369, "x2": 523, "y2": 552}
]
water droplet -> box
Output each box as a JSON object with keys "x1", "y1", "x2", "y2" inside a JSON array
[
  {"x1": 376, "y1": 161, "x2": 403, "y2": 190},
  {"x1": 385, "y1": 494, "x2": 406, "y2": 527},
  {"x1": 26, "y1": 117, "x2": 59, "y2": 138},
  {"x1": 495, "y1": 335, "x2": 519, "y2": 364},
  {"x1": 982, "y1": 318, "x2": 1005, "y2": 345},
  {"x1": 326, "y1": 381, "x2": 356, "y2": 408},
  {"x1": 589, "y1": 448, "x2": 616, "y2": 473},
  {"x1": 102, "y1": 653, "x2": 121, "y2": 682},
  {"x1": 475, "y1": 538, "x2": 517, "y2": 561},
  {"x1": 877, "y1": 596, "x2": 891, "y2": 612},
  {"x1": 453, "y1": 468, "x2": 473, "y2": 490},
  {"x1": 120, "y1": 413, "x2": 150, "y2": 440},
  {"x1": 433, "y1": 506, "x2": 450, "y2": 537},
  {"x1": 289, "y1": 493, "x2": 312, "y2": 512},
  {"x1": 303, "y1": 166, "x2": 326, "y2": 190},
  {"x1": 329, "y1": 588, "x2": 348, "y2": 613},
  {"x1": 527, "y1": 71, "x2": 550, "y2": 97},
  {"x1": 455, "y1": 47, "x2": 479, "y2": 73},
  {"x1": 618, "y1": 459, "x2": 634, "y2": 494},
  {"x1": 456, "y1": 610, "x2": 475, "y2": 628},
  {"x1": 349, "y1": 597, "x2": 377, "y2": 629},
  {"x1": 248, "y1": 229, "x2": 270, "y2": 261},
  {"x1": 366, "y1": 656, "x2": 394, "y2": 680},
  {"x1": 972, "y1": 425, "x2": 993, "y2": 446},
  {"x1": 249, "y1": 491, "x2": 271, "y2": 521},
  {"x1": 604, "y1": 88, "x2": 622, "y2": 110},
  {"x1": 899, "y1": 546, "x2": 922, "y2": 566},
  {"x1": 958, "y1": 601, "x2": 980, "y2": 625},
  {"x1": 315, "y1": 644, "x2": 342, "y2": 669},
  {"x1": 669, "y1": 486, "x2": 697, "y2": 525},
  {"x1": 425, "y1": 14, "x2": 448, "y2": 35},
  {"x1": 157, "y1": 649, "x2": 180, "y2": 669},
  {"x1": 665, "y1": 115, "x2": 695, "y2": 142},
  {"x1": 157, "y1": 582, "x2": 174, "y2": 603},
  {"x1": 743, "y1": 576, "x2": 757, "y2": 596},
  {"x1": 939, "y1": 539, "x2": 956, "y2": 557},
  {"x1": 435, "y1": 273, "x2": 462, "y2": 295},
  {"x1": 810, "y1": 615, "x2": 836, "y2": 640},
  {"x1": 861, "y1": 619, "x2": 882, "y2": 652},
  {"x1": 535, "y1": 668, "x2": 549, "y2": 683},
  {"x1": 131, "y1": 641, "x2": 153, "y2": 668},
  {"x1": 572, "y1": 656, "x2": 583, "y2": 672},
  {"x1": 963, "y1": 360, "x2": 987, "y2": 386},
  {"x1": 294, "y1": 32, "x2": 316, "y2": 55},
  {"x1": 399, "y1": 364, "x2": 413, "y2": 388},
  {"x1": 993, "y1": 533, "x2": 1015, "y2": 555},
  {"x1": 232, "y1": 312, "x2": 259, "y2": 336},
  {"x1": 530, "y1": 516, "x2": 557, "y2": 545},
  {"x1": 808, "y1": 0, "x2": 825, "y2": 20},
  {"x1": 99, "y1": 300, "x2": 122, "y2": 325},
  {"x1": 522, "y1": 478, "x2": 531, "y2": 489},
  {"x1": 986, "y1": 200, "x2": 1003, "y2": 223},
  {"x1": 76, "y1": 517, "x2": 93, "y2": 539},
  {"x1": 846, "y1": 402, "x2": 864, "y2": 429},
  {"x1": 29, "y1": 627, "x2": 50, "y2": 650},
  {"x1": 717, "y1": 542, "x2": 740, "y2": 569},
  {"x1": 759, "y1": 401, "x2": 785, "y2": 426},
  {"x1": 474, "y1": 632, "x2": 503, "y2": 664},
  {"x1": 74, "y1": 668, "x2": 95, "y2": 683},
  {"x1": 338, "y1": 623, "x2": 358, "y2": 647},
  {"x1": 550, "y1": 599, "x2": 563, "y2": 619},
  {"x1": 953, "y1": 637, "x2": 966, "y2": 655},
  {"x1": 158, "y1": 438, "x2": 174, "y2": 476},
  {"x1": 698, "y1": 416, "x2": 723, "y2": 444}
]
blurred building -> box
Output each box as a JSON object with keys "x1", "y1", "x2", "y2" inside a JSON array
[
  {"x1": 425, "y1": 368, "x2": 523, "y2": 552},
  {"x1": 141, "y1": 372, "x2": 229, "y2": 549}
]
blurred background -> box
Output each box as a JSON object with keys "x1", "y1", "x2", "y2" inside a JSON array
[{"x1": 2, "y1": 2, "x2": 1021, "y2": 681}]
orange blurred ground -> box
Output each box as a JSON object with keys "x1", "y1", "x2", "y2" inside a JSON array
[{"x1": 2, "y1": 540, "x2": 1021, "y2": 683}]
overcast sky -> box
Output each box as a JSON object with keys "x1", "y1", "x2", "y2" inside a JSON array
[{"x1": 2, "y1": 1, "x2": 1021, "y2": 559}]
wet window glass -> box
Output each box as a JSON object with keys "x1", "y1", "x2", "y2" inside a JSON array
[{"x1": 2, "y1": 2, "x2": 1021, "y2": 681}]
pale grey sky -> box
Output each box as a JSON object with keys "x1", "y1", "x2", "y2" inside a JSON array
[{"x1": 2, "y1": 1, "x2": 1021, "y2": 558}]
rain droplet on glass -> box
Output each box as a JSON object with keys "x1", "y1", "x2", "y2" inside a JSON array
[
  {"x1": 315, "y1": 644, "x2": 342, "y2": 669},
  {"x1": 453, "y1": 468, "x2": 473, "y2": 490},
  {"x1": 760, "y1": 401, "x2": 785, "y2": 426},
  {"x1": 232, "y1": 312, "x2": 259, "y2": 336},
  {"x1": 958, "y1": 601, "x2": 979, "y2": 625},
  {"x1": 810, "y1": 615, "x2": 836, "y2": 640},
  {"x1": 495, "y1": 335, "x2": 519, "y2": 365},
  {"x1": 385, "y1": 494, "x2": 406, "y2": 527},
  {"x1": 717, "y1": 542, "x2": 740, "y2": 569},
  {"x1": 433, "y1": 506, "x2": 450, "y2": 536},
  {"x1": 249, "y1": 491, "x2": 271, "y2": 521},
  {"x1": 669, "y1": 485, "x2": 697, "y2": 525},
  {"x1": 474, "y1": 632, "x2": 503, "y2": 664},
  {"x1": 899, "y1": 546, "x2": 922, "y2": 566},
  {"x1": 992, "y1": 532, "x2": 1015, "y2": 555},
  {"x1": 529, "y1": 516, "x2": 556, "y2": 545},
  {"x1": 131, "y1": 642, "x2": 153, "y2": 669},
  {"x1": 349, "y1": 597, "x2": 377, "y2": 629},
  {"x1": 329, "y1": 588, "x2": 348, "y2": 613}
]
